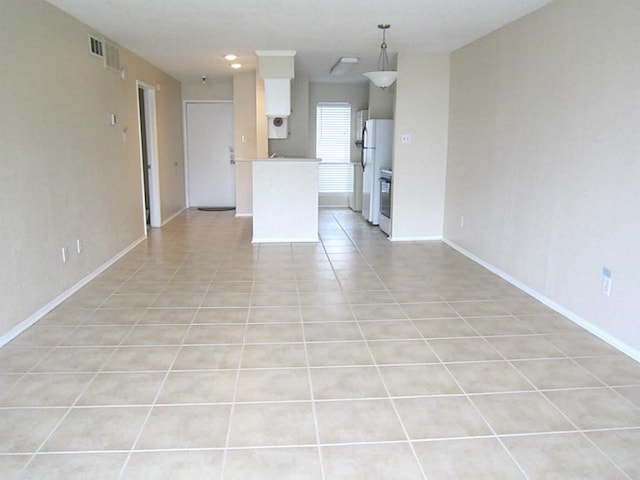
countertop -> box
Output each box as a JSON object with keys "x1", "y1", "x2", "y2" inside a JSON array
[{"x1": 235, "y1": 157, "x2": 320, "y2": 163}]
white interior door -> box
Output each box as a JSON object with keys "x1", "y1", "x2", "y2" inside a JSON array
[{"x1": 185, "y1": 102, "x2": 235, "y2": 207}]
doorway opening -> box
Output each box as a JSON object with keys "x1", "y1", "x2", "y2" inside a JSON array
[{"x1": 137, "y1": 82, "x2": 161, "y2": 230}]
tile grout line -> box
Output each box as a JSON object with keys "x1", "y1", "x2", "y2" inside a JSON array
[
  {"x1": 306, "y1": 234, "x2": 343, "y2": 480},
  {"x1": 325, "y1": 211, "x2": 430, "y2": 480},
  {"x1": 433, "y1": 314, "x2": 535, "y2": 480},
  {"x1": 18, "y1": 273, "x2": 151, "y2": 478},
  {"x1": 5, "y1": 210, "x2": 640, "y2": 478},
  {"x1": 218, "y1": 247, "x2": 256, "y2": 480},
  {"x1": 462, "y1": 317, "x2": 636, "y2": 480},
  {"x1": 490, "y1": 322, "x2": 636, "y2": 480},
  {"x1": 116, "y1": 252, "x2": 204, "y2": 480},
  {"x1": 331, "y1": 209, "x2": 529, "y2": 478}
]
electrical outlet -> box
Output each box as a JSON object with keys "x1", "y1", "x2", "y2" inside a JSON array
[
  {"x1": 601, "y1": 267, "x2": 612, "y2": 297},
  {"x1": 76, "y1": 239, "x2": 83, "y2": 254},
  {"x1": 401, "y1": 134, "x2": 411, "y2": 144},
  {"x1": 61, "y1": 247, "x2": 68, "y2": 263},
  {"x1": 460, "y1": 216, "x2": 465, "y2": 228}
]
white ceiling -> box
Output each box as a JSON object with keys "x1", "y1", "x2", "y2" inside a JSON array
[{"x1": 45, "y1": 0, "x2": 554, "y2": 84}]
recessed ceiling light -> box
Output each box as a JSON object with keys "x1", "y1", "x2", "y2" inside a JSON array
[
  {"x1": 330, "y1": 57, "x2": 359, "y2": 75},
  {"x1": 224, "y1": 54, "x2": 238, "y2": 61},
  {"x1": 230, "y1": 63, "x2": 242, "y2": 69}
]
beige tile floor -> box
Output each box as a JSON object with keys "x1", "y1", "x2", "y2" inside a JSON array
[{"x1": 1, "y1": 208, "x2": 640, "y2": 479}]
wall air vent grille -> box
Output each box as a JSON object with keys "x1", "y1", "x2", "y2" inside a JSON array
[
  {"x1": 89, "y1": 35, "x2": 103, "y2": 58},
  {"x1": 104, "y1": 41, "x2": 121, "y2": 72}
]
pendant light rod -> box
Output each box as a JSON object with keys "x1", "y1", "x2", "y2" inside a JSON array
[{"x1": 377, "y1": 24, "x2": 390, "y2": 71}]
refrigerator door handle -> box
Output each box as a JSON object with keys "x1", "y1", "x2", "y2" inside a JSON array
[
  {"x1": 361, "y1": 125, "x2": 369, "y2": 170},
  {"x1": 362, "y1": 125, "x2": 373, "y2": 149}
]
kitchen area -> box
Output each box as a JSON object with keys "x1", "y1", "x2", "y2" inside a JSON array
[
  {"x1": 183, "y1": 50, "x2": 450, "y2": 244},
  {"x1": 241, "y1": 108, "x2": 393, "y2": 243},
  {"x1": 220, "y1": 50, "x2": 397, "y2": 243}
]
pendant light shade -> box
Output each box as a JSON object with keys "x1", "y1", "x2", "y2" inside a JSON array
[
  {"x1": 364, "y1": 24, "x2": 398, "y2": 88},
  {"x1": 363, "y1": 71, "x2": 398, "y2": 89}
]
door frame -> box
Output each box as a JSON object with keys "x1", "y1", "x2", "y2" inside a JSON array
[
  {"x1": 137, "y1": 81, "x2": 161, "y2": 230},
  {"x1": 182, "y1": 100, "x2": 234, "y2": 208}
]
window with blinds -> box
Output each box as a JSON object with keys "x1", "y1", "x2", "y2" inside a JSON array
[{"x1": 316, "y1": 102, "x2": 354, "y2": 193}]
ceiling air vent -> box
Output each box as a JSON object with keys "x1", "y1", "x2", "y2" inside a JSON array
[
  {"x1": 104, "y1": 41, "x2": 121, "y2": 72},
  {"x1": 88, "y1": 34, "x2": 104, "y2": 58},
  {"x1": 88, "y1": 35, "x2": 121, "y2": 73}
]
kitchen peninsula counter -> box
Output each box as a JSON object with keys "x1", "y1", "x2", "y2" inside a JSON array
[{"x1": 236, "y1": 158, "x2": 320, "y2": 243}]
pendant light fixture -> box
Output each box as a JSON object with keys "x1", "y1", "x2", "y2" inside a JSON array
[{"x1": 363, "y1": 24, "x2": 398, "y2": 88}]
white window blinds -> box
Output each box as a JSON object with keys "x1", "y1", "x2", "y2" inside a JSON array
[{"x1": 316, "y1": 102, "x2": 353, "y2": 193}]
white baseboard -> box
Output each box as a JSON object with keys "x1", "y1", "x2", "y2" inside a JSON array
[
  {"x1": 0, "y1": 235, "x2": 147, "y2": 348},
  {"x1": 390, "y1": 236, "x2": 443, "y2": 242},
  {"x1": 235, "y1": 213, "x2": 253, "y2": 217},
  {"x1": 252, "y1": 237, "x2": 319, "y2": 243},
  {"x1": 443, "y1": 239, "x2": 640, "y2": 363},
  {"x1": 319, "y1": 194, "x2": 350, "y2": 208},
  {"x1": 161, "y1": 207, "x2": 185, "y2": 226}
]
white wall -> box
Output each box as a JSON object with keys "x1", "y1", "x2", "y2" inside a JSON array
[
  {"x1": 233, "y1": 72, "x2": 258, "y2": 215},
  {"x1": 0, "y1": 0, "x2": 185, "y2": 343},
  {"x1": 444, "y1": 0, "x2": 640, "y2": 357},
  {"x1": 391, "y1": 52, "x2": 450, "y2": 240},
  {"x1": 182, "y1": 80, "x2": 233, "y2": 101},
  {"x1": 368, "y1": 85, "x2": 394, "y2": 120},
  {"x1": 268, "y1": 76, "x2": 310, "y2": 157},
  {"x1": 155, "y1": 74, "x2": 187, "y2": 221}
]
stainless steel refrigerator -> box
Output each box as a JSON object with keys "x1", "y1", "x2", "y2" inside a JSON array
[{"x1": 361, "y1": 119, "x2": 393, "y2": 225}]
